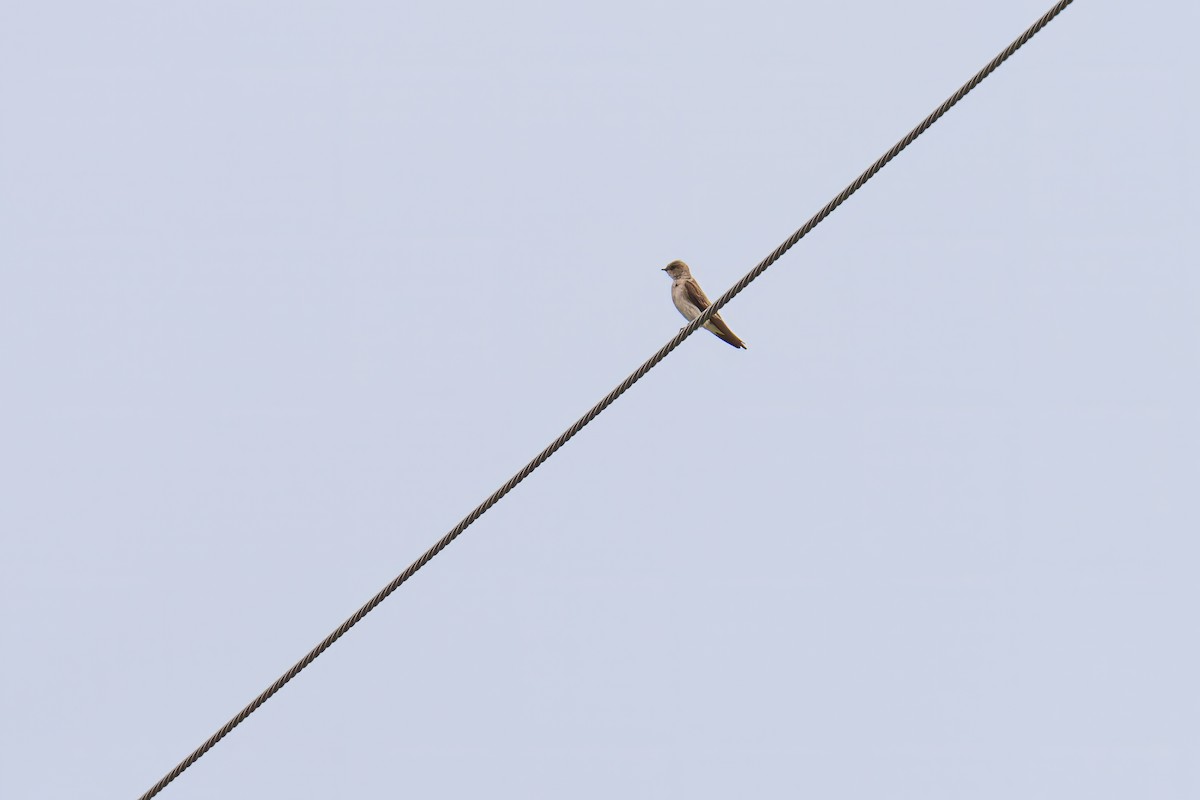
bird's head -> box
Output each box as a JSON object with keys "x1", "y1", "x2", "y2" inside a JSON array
[{"x1": 662, "y1": 260, "x2": 691, "y2": 279}]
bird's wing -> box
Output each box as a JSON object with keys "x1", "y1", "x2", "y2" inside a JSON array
[
  {"x1": 704, "y1": 314, "x2": 747, "y2": 349},
  {"x1": 683, "y1": 278, "x2": 712, "y2": 311},
  {"x1": 687, "y1": 278, "x2": 746, "y2": 347}
]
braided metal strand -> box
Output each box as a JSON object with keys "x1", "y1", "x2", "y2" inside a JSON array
[{"x1": 137, "y1": 1, "x2": 1075, "y2": 796}]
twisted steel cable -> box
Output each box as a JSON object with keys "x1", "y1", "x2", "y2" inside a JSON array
[{"x1": 138, "y1": 1, "x2": 1075, "y2": 796}]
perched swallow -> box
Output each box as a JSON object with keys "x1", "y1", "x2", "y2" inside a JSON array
[{"x1": 661, "y1": 260, "x2": 748, "y2": 349}]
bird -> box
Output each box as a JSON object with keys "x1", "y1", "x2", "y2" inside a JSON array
[{"x1": 661, "y1": 260, "x2": 748, "y2": 349}]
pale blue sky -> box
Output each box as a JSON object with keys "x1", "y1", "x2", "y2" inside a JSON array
[{"x1": 2, "y1": 1, "x2": 1197, "y2": 798}]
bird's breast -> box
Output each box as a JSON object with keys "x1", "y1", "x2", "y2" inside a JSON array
[{"x1": 670, "y1": 284, "x2": 701, "y2": 321}]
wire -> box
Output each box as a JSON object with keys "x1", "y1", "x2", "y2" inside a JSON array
[{"x1": 137, "y1": 1, "x2": 1075, "y2": 796}]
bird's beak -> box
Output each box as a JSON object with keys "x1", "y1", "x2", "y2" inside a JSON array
[{"x1": 661, "y1": 267, "x2": 668, "y2": 271}]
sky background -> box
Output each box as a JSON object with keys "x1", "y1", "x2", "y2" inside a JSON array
[{"x1": 2, "y1": 1, "x2": 1198, "y2": 798}]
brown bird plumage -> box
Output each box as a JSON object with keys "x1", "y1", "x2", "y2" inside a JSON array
[{"x1": 661, "y1": 260, "x2": 747, "y2": 349}]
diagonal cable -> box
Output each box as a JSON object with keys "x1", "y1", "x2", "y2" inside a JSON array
[{"x1": 138, "y1": 1, "x2": 1075, "y2": 797}]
